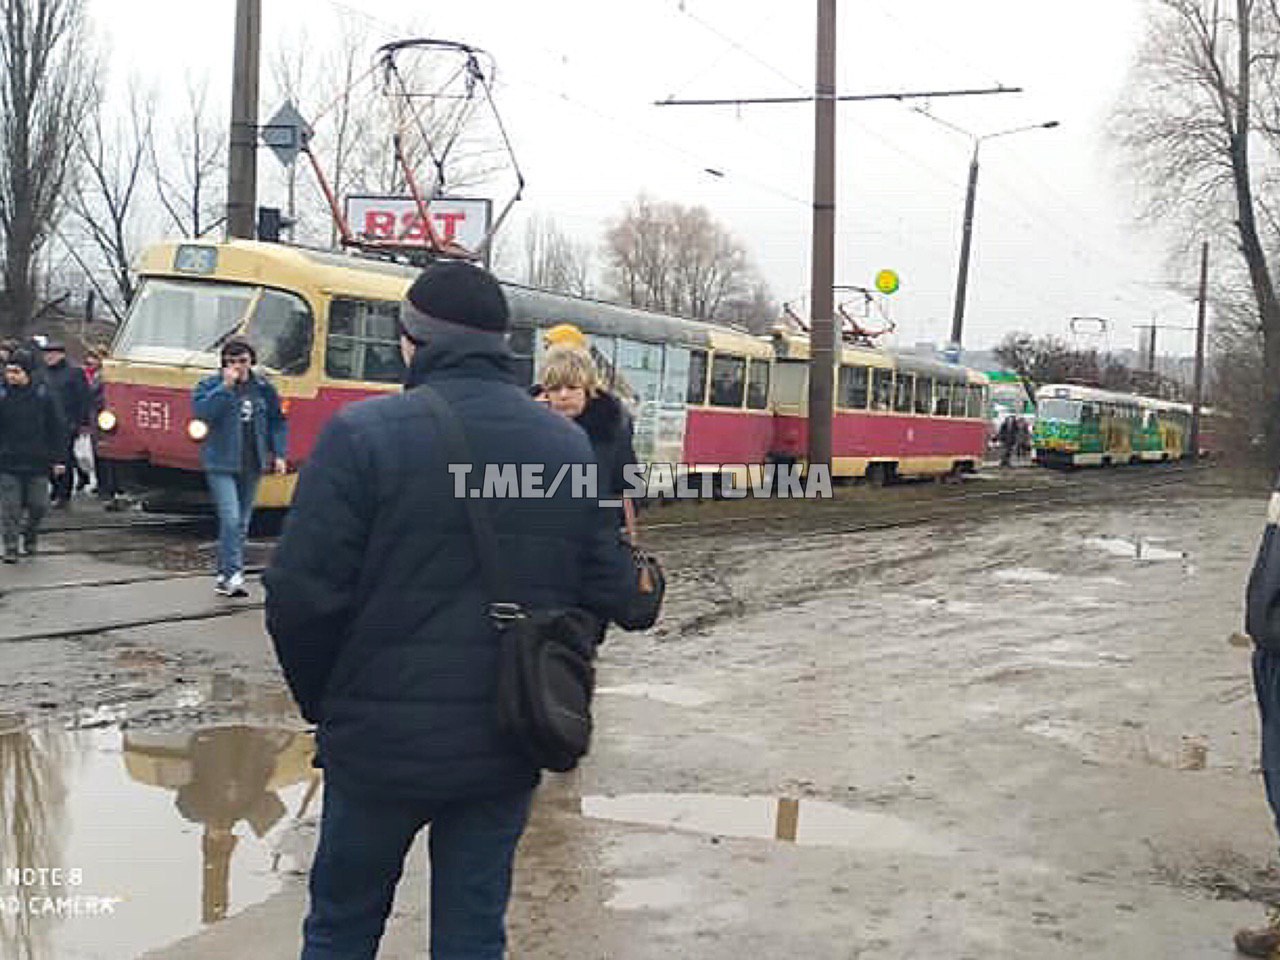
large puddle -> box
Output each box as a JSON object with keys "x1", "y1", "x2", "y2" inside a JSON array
[
  {"x1": 0, "y1": 722, "x2": 317, "y2": 960},
  {"x1": 581, "y1": 793, "x2": 949, "y2": 856}
]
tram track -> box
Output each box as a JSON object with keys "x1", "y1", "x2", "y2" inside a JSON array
[
  {"x1": 643, "y1": 461, "x2": 1220, "y2": 546},
  {"x1": 0, "y1": 464, "x2": 1236, "y2": 645}
]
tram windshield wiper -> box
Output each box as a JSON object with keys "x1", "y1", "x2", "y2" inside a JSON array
[{"x1": 202, "y1": 321, "x2": 248, "y2": 356}]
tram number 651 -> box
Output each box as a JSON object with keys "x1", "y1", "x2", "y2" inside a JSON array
[{"x1": 135, "y1": 400, "x2": 172, "y2": 431}]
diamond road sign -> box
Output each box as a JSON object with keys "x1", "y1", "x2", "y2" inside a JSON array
[{"x1": 261, "y1": 101, "x2": 313, "y2": 167}]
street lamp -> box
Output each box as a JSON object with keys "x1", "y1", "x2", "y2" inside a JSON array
[{"x1": 948, "y1": 120, "x2": 1060, "y2": 353}]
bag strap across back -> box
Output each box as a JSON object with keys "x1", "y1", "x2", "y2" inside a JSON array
[{"x1": 410, "y1": 384, "x2": 522, "y2": 624}]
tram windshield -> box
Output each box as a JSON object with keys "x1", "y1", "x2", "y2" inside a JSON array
[
  {"x1": 1037, "y1": 398, "x2": 1082, "y2": 423},
  {"x1": 114, "y1": 277, "x2": 314, "y2": 374}
]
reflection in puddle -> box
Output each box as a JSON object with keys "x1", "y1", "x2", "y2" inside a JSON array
[
  {"x1": 993, "y1": 568, "x2": 1061, "y2": 584},
  {"x1": 1085, "y1": 536, "x2": 1186, "y2": 562},
  {"x1": 596, "y1": 684, "x2": 716, "y2": 707},
  {"x1": 0, "y1": 723, "x2": 316, "y2": 960},
  {"x1": 582, "y1": 794, "x2": 948, "y2": 855}
]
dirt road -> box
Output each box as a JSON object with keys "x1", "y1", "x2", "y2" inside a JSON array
[{"x1": 1, "y1": 473, "x2": 1275, "y2": 958}]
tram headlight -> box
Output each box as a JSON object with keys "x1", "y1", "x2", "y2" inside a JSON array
[
  {"x1": 186, "y1": 419, "x2": 209, "y2": 442},
  {"x1": 96, "y1": 409, "x2": 118, "y2": 433}
]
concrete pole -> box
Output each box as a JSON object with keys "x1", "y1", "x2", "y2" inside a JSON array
[
  {"x1": 949, "y1": 144, "x2": 980, "y2": 348},
  {"x1": 806, "y1": 0, "x2": 837, "y2": 472},
  {"x1": 226, "y1": 0, "x2": 261, "y2": 240},
  {"x1": 1190, "y1": 241, "x2": 1210, "y2": 458}
]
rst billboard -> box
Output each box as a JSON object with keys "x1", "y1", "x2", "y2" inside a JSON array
[{"x1": 344, "y1": 195, "x2": 492, "y2": 252}]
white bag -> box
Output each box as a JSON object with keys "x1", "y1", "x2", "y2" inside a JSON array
[{"x1": 73, "y1": 432, "x2": 95, "y2": 477}]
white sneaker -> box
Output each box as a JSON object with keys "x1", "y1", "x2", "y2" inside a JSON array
[
  {"x1": 227, "y1": 572, "x2": 248, "y2": 598},
  {"x1": 214, "y1": 576, "x2": 231, "y2": 597}
]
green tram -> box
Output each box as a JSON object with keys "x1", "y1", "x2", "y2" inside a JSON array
[{"x1": 1032, "y1": 383, "x2": 1192, "y2": 468}]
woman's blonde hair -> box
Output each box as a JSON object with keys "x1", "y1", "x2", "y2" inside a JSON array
[{"x1": 540, "y1": 344, "x2": 604, "y2": 396}]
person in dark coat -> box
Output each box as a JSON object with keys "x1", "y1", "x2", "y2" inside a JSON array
[
  {"x1": 41, "y1": 341, "x2": 89, "y2": 507},
  {"x1": 264, "y1": 260, "x2": 641, "y2": 960},
  {"x1": 540, "y1": 343, "x2": 640, "y2": 539},
  {"x1": 192, "y1": 338, "x2": 288, "y2": 598},
  {"x1": 996, "y1": 414, "x2": 1018, "y2": 467},
  {"x1": 1236, "y1": 481, "x2": 1280, "y2": 956},
  {"x1": 0, "y1": 350, "x2": 65, "y2": 561}
]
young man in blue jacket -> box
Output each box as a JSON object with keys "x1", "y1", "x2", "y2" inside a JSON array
[
  {"x1": 265, "y1": 260, "x2": 643, "y2": 960},
  {"x1": 192, "y1": 338, "x2": 288, "y2": 597}
]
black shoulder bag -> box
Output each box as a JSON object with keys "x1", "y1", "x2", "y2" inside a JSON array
[{"x1": 413, "y1": 385, "x2": 600, "y2": 773}]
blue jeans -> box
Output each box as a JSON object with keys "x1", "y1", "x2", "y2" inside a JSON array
[
  {"x1": 301, "y1": 782, "x2": 534, "y2": 960},
  {"x1": 205, "y1": 470, "x2": 260, "y2": 579},
  {"x1": 1255, "y1": 648, "x2": 1280, "y2": 848}
]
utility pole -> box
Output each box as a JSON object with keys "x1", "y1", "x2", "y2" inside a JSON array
[
  {"x1": 1190, "y1": 240, "x2": 1210, "y2": 459},
  {"x1": 807, "y1": 0, "x2": 837, "y2": 473},
  {"x1": 946, "y1": 121, "x2": 1060, "y2": 351},
  {"x1": 949, "y1": 150, "x2": 980, "y2": 349},
  {"x1": 227, "y1": 0, "x2": 261, "y2": 240}
]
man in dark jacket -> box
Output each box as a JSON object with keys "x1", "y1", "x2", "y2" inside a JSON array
[
  {"x1": 1237, "y1": 481, "x2": 1280, "y2": 956},
  {"x1": 192, "y1": 338, "x2": 288, "y2": 598},
  {"x1": 264, "y1": 260, "x2": 640, "y2": 960},
  {"x1": 0, "y1": 350, "x2": 65, "y2": 561},
  {"x1": 41, "y1": 341, "x2": 89, "y2": 507}
]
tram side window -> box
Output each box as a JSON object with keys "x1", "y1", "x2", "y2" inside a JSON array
[
  {"x1": 617, "y1": 338, "x2": 663, "y2": 405},
  {"x1": 1081, "y1": 403, "x2": 1099, "y2": 426},
  {"x1": 913, "y1": 377, "x2": 932, "y2": 415},
  {"x1": 871, "y1": 369, "x2": 894, "y2": 411},
  {"x1": 838, "y1": 365, "x2": 870, "y2": 410},
  {"x1": 968, "y1": 385, "x2": 986, "y2": 419},
  {"x1": 746, "y1": 358, "x2": 771, "y2": 410},
  {"x1": 709, "y1": 354, "x2": 747, "y2": 407},
  {"x1": 687, "y1": 349, "x2": 709, "y2": 405},
  {"x1": 663, "y1": 346, "x2": 691, "y2": 405},
  {"x1": 894, "y1": 373, "x2": 915, "y2": 413},
  {"x1": 934, "y1": 381, "x2": 953, "y2": 416},
  {"x1": 325, "y1": 298, "x2": 406, "y2": 384}
]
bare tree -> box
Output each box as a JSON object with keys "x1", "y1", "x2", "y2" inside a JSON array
[
  {"x1": 1113, "y1": 0, "x2": 1280, "y2": 452},
  {"x1": 150, "y1": 76, "x2": 225, "y2": 239},
  {"x1": 720, "y1": 280, "x2": 780, "y2": 334},
  {"x1": 0, "y1": 0, "x2": 97, "y2": 337},
  {"x1": 65, "y1": 80, "x2": 153, "y2": 319},
  {"x1": 603, "y1": 195, "x2": 763, "y2": 321},
  {"x1": 994, "y1": 332, "x2": 1180, "y2": 402},
  {"x1": 521, "y1": 213, "x2": 591, "y2": 296}
]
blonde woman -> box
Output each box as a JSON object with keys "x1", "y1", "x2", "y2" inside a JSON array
[{"x1": 538, "y1": 344, "x2": 638, "y2": 541}]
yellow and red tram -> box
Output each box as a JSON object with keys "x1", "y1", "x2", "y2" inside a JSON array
[{"x1": 98, "y1": 240, "x2": 988, "y2": 508}]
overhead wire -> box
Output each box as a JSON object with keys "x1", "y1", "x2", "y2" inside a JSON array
[{"x1": 320, "y1": 0, "x2": 1179, "y2": 345}]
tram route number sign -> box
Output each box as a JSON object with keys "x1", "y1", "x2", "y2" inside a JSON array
[{"x1": 344, "y1": 195, "x2": 492, "y2": 253}]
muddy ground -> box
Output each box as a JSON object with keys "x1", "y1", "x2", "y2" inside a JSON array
[{"x1": 1, "y1": 468, "x2": 1278, "y2": 959}]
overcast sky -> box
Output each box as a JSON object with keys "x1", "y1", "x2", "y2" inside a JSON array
[{"x1": 89, "y1": 0, "x2": 1197, "y2": 356}]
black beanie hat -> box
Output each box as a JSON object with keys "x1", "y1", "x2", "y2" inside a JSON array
[
  {"x1": 7, "y1": 348, "x2": 35, "y2": 374},
  {"x1": 401, "y1": 259, "x2": 509, "y2": 341}
]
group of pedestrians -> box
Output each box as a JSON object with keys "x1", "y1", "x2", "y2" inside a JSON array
[
  {"x1": 0, "y1": 337, "x2": 98, "y2": 563},
  {"x1": 996, "y1": 414, "x2": 1032, "y2": 467},
  {"x1": 192, "y1": 260, "x2": 650, "y2": 959}
]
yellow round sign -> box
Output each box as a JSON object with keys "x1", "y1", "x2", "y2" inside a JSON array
[{"x1": 875, "y1": 269, "x2": 900, "y2": 295}]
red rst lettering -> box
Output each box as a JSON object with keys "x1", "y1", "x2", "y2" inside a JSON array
[{"x1": 363, "y1": 212, "x2": 396, "y2": 238}]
